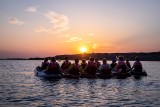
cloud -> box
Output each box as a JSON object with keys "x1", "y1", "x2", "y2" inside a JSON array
[
  {"x1": 8, "y1": 18, "x2": 25, "y2": 25},
  {"x1": 70, "y1": 37, "x2": 82, "y2": 41},
  {"x1": 35, "y1": 26, "x2": 70, "y2": 34},
  {"x1": 35, "y1": 11, "x2": 69, "y2": 34},
  {"x1": 45, "y1": 11, "x2": 69, "y2": 28},
  {"x1": 25, "y1": 7, "x2": 37, "y2": 13},
  {"x1": 63, "y1": 36, "x2": 82, "y2": 42}
]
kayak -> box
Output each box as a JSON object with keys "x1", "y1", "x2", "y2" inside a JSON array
[
  {"x1": 131, "y1": 70, "x2": 147, "y2": 76},
  {"x1": 63, "y1": 74, "x2": 80, "y2": 79},
  {"x1": 34, "y1": 66, "x2": 147, "y2": 79},
  {"x1": 114, "y1": 73, "x2": 131, "y2": 79},
  {"x1": 80, "y1": 73, "x2": 98, "y2": 78},
  {"x1": 97, "y1": 75, "x2": 112, "y2": 79},
  {"x1": 96, "y1": 73, "x2": 112, "y2": 79},
  {"x1": 111, "y1": 70, "x2": 132, "y2": 79},
  {"x1": 34, "y1": 66, "x2": 62, "y2": 79}
]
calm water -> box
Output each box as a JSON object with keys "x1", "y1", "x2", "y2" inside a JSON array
[{"x1": 0, "y1": 60, "x2": 160, "y2": 107}]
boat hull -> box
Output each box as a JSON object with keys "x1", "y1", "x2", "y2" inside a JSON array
[
  {"x1": 34, "y1": 67, "x2": 62, "y2": 79},
  {"x1": 131, "y1": 70, "x2": 147, "y2": 76}
]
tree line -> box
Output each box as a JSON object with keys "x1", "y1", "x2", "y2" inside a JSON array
[{"x1": 1, "y1": 52, "x2": 160, "y2": 61}]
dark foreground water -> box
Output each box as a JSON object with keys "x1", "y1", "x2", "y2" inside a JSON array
[{"x1": 0, "y1": 60, "x2": 160, "y2": 107}]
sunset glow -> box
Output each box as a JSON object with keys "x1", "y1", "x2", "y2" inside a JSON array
[
  {"x1": 0, "y1": 0, "x2": 160, "y2": 58},
  {"x1": 80, "y1": 47, "x2": 87, "y2": 53}
]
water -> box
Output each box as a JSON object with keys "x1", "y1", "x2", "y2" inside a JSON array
[{"x1": 0, "y1": 60, "x2": 160, "y2": 107}]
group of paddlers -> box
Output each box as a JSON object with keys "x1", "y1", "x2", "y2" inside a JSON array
[{"x1": 39, "y1": 56, "x2": 143, "y2": 78}]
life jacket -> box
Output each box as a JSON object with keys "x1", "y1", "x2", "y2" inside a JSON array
[
  {"x1": 86, "y1": 61, "x2": 97, "y2": 75},
  {"x1": 102, "y1": 64, "x2": 109, "y2": 70},
  {"x1": 134, "y1": 61, "x2": 142, "y2": 72},
  {"x1": 81, "y1": 63, "x2": 87, "y2": 70},
  {"x1": 41, "y1": 62, "x2": 49, "y2": 70},
  {"x1": 117, "y1": 61, "x2": 127, "y2": 73},
  {"x1": 101, "y1": 64, "x2": 111, "y2": 75},
  {"x1": 47, "y1": 62, "x2": 60, "y2": 74},
  {"x1": 61, "y1": 61, "x2": 71, "y2": 70},
  {"x1": 69, "y1": 64, "x2": 80, "y2": 75}
]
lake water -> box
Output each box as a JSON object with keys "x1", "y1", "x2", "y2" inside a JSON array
[{"x1": 0, "y1": 60, "x2": 160, "y2": 107}]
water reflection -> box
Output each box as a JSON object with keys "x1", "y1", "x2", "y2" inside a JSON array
[{"x1": 0, "y1": 60, "x2": 160, "y2": 106}]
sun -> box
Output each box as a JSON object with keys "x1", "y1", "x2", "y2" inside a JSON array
[{"x1": 80, "y1": 47, "x2": 87, "y2": 53}]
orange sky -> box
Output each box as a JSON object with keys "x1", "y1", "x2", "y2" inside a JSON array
[{"x1": 0, "y1": 0, "x2": 160, "y2": 58}]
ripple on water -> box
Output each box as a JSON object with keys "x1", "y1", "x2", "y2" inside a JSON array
[{"x1": 0, "y1": 60, "x2": 160, "y2": 107}]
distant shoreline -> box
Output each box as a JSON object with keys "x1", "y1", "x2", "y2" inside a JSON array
[{"x1": 0, "y1": 52, "x2": 160, "y2": 61}]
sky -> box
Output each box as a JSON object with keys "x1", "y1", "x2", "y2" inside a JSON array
[{"x1": 0, "y1": 0, "x2": 160, "y2": 58}]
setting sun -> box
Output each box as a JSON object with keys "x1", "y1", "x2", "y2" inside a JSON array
[{"x1": 80, "y1": 47, "x2": 87, "y2": 53}]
